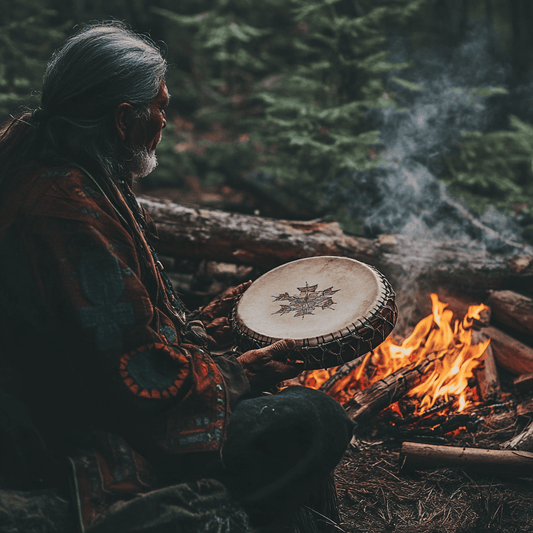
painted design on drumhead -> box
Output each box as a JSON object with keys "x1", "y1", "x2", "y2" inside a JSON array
[{"x1": 272, "y1": 282, "x2": 340, "y2": 318}]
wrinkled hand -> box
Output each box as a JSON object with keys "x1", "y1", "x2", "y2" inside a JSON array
[
  {"x1": 201, "y1": 281, "x2": 252, "y2": 321},
  {"x1": 201, "y1": 281, "x2": 252, "y2": 347},
  {"x1": 238, "y1": 339, "x2": 304, "y2": 392}
]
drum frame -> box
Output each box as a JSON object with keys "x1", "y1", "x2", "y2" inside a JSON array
[{"x1": 230, "y1": 262, "x2": 397, "y2": 369}]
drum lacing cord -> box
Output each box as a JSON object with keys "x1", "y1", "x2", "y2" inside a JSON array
[{"x1": 230, "y1": 266, "x2": 398, "y2": 370}]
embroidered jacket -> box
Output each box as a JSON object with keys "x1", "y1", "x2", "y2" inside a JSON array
[{"x1": 0, "y1": 164, "x2": 250, "y2": 530}]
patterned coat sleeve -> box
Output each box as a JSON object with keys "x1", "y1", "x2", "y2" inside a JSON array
[{"x1": 16, "y1": 167, "x2": 245, "y2": 456}]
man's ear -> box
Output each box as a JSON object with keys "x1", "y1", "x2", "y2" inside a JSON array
[{"x1": 115, "y1": 103, "x2": 133, "y2": 141}]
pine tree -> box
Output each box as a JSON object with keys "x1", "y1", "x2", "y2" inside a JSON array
[
  {"x1": 153, "y1": 0, "x2": 429, "y2": 222},
  {"x1": 0, "y1": 0, "x2": 68, "y2": 120}
]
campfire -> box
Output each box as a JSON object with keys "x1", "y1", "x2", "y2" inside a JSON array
[
  {"x1": 304, "y1": 294, "x2": 490, "y2": 415},
  {"x1": 290, "y1": 293, "x2": 517, "y2": 443}
]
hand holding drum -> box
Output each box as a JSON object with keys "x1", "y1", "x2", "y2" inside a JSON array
[
  {"x1": 237, "y1": 338, "x2": 303, "y2": 392},
  {"x1": 199, "y1": 281, "x2": 252, "y2": 346},
  {"x1": 230, "y1": 256, "x2": 397, "y2": 370}
]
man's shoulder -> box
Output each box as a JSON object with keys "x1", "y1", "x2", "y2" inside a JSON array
[
  {"x1": 1, "y1": 164, "x2": 83, "y2": 230},
  {"x1": 25, "y1": 165, "x2": 113, "y2": 220}
]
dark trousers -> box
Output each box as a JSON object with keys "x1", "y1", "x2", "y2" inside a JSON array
[
  {"x1": 219, "y1": 386, "x2": 355, "y2": 524},
  {"x1": 155, "y1": 386, "x2": 355, "y2": 527},
  {"x1": 0, "y1": 387, "x2": 354, "y2": 532}
]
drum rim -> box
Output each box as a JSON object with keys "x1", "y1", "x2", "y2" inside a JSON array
[{"x1": 230, "y1": 256, "x2": 395, "y2": 349}]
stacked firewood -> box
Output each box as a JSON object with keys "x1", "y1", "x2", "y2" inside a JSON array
[{"x1": 440, "y1": 290, "x2": 533, "y2": 449}]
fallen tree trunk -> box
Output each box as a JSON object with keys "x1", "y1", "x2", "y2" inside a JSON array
[
  {"x1": 139, "y1": 196, "x2": 533, "y2": 291},
  {"x1": 400, "y1": 442, "x2": 533, "y2": 478}
]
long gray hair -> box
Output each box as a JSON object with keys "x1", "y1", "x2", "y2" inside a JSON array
[{"x1": 0, "y1": 21, "x2": 167, "y2": 186}]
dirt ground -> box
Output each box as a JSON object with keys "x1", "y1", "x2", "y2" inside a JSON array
[{"x1": 335, "y1": 431, "x2": 533, "y2": 533}]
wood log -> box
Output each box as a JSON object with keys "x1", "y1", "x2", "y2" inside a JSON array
[
  {"x1": 500, "y1": 421, "x2": 533, "y2": 452},
  {"x1": 344, "y1": 356, "x2": 436, "y2": 423},
  {"x1": 473, "y1": 344, "x2": 501, "y2": 402},
  {"x1": 471, "y1": 330, "x2": 501, "y2": 402},
  {"x1": 487, "y1": 290, "x2": 533, "y2": 335},
  {"x1": 319, "y1": 358, "x2": 365, "y2": 394},
  {"x1": 138, "y1": 196, "x2": 533, "y2": 291},
  {"x1": 514, "y1": 372, "x2": 533, "y2": 394},
  {"x1": 400, "y1": 441, "x2": 533, "y2": 478},
  {"x1": 487, "y1": 326, "x2": 533, "y2": 375}
]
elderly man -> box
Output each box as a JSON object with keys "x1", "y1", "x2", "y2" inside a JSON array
[{"x1": 0, "y1": 22, "x2": 354, "y2": 532}]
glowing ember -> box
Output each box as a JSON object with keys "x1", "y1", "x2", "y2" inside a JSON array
[{"x1": 304, "y1": 294, "x2": 490, "y2": 416}]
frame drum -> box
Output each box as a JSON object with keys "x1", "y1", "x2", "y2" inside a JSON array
[{"x1": 230, "y1": 256, "x2": 397, "y2": 369}]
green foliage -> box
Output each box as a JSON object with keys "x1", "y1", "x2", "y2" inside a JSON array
[
  {"x1": 0, "y1": 1, "x2": 68, "y2": 120},
  {"x1": 390, "y1": 77, "x2": 424, "y2": 92},
  {"x1": 10, "y1": 0, "x2": 532, "y2": 240},
  {"x1": 153, "y1": 0, "x2": 428, "y2": 218},
  {"x1": 441, "y1": 115, "x2": 533, "y2": 217}
]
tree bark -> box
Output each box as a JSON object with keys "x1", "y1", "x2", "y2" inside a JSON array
[
  {"x1": 514, "y1": 372, "x2": 533, "y2": 394},
  {"x1": 139, "y1": 196, "x2": 533, "y2": 292},
  {"x1": 500, "y1": 421, "x2": 533, "y2": 452},
  {"x1": 487, "y1": 326, "x2": 533, "y2": 375},
  {"x1": 472, "y1": 330, "x2": 501, "y2": 402},
  {"x1": 474, "y1": 344, "x2": 501, "y2": 402},
  {"x1": 344, "y1": 356, "x2": 436, "y2": 422},
  {"x1": 487, "y1": 290, "x2": 533, "y2": 335},
  {"x1": 400, "y1": 441, "x2": 533, "y2": 477}
]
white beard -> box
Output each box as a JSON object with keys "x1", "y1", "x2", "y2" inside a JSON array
[{"x1": 131, "y1": 148, "x2": 158, "y2": 179}]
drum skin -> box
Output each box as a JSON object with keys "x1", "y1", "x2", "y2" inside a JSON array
[{"x1": 230, "y1": 256, "x2": 397, "y2": 369}]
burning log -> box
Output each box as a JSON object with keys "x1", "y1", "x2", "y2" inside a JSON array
[
  {"x1": 500, "y1": 421, "x2": 533, "y2": 452},
  {"x1": 391, "y1": 398, "x2": 456, "y2": 427},
  {"x1": 440, "y1": 295, "x2": 533, "y2": 376},
  {"x1": 487, "y1": 326, "x2": 533, "y2": 375},
  {"x1": 312, "y1": 294, "x2": 493, "y2": 425},
  {"x1": 433, "y1": 290, "x2": 491, "y2": 328},
  {"x1": 473, "y1": 344, "x2": 501, "y2": 402},
  {"x1": 487, "y1": 290, "x2": 533, "y2": 335},
  {"x1": 319, "y1": 358, "x2": 365, "y2": 394},
  {"x1": 400, "y1": 442, "x2": 533, "y2": 478},
  {"x1": 344, "y1": 356, "x2": 436, "y2": 423},
  {"x1": 388, "y1": 413, "x2": 481, "y2": 443},
  {"x1": 138, "y1": 196, "x2": 533, "y2": 291},
  {"x1": 471, "y1": 330, "x2": 501, "y2": 402}
]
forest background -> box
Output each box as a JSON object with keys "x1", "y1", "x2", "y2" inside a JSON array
[{"x1": 3, "y1": 0, "x2": 533, "y2": 243}]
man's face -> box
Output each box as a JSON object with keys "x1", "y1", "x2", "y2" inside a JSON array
[{"x1": 129, "y1": 80, "x2": 170, "y2": 178}]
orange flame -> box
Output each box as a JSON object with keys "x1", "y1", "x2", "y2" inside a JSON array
[{"x1": 305, "y1": 294, "x2": 490, "y2": 416}]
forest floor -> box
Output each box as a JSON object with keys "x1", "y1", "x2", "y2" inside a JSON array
[{"x1": 335, "y1": 431, "x2": 533, "y2": 533}]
